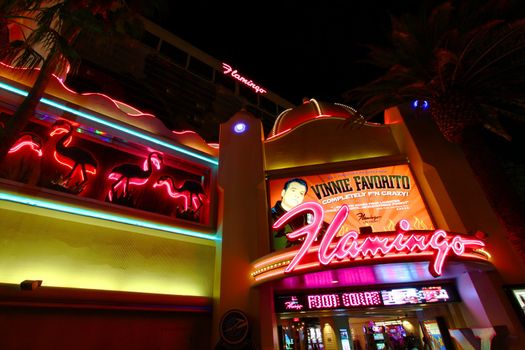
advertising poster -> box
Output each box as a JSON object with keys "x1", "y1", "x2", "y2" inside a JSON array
[{"x1": 268, "y1": 164, "x2": 434, "y2": 251}]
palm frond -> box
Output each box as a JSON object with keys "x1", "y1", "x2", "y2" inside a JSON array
[
  {"x1": 2, "y1": 39, "x2": 44, "y2": 70},
  {"x1": 463, "y1": 19, "x2": 525, "y2": 82},
  {"x1": 344, "y1": 0, "x2": 525, "y2": 141}
]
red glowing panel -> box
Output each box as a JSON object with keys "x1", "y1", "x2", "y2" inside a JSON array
[{"x1": 273, "y1": 202, "x2": 486, "y2": 277}]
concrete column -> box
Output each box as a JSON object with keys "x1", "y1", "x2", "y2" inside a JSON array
[
  {"x1": 457, "y1": 271, "x2": 525, "y2": 349},
  {"x1": 213, "y1": 111, "x2": 274, "y2": 348}
]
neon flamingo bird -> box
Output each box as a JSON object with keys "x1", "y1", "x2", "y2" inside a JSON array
[
  {"x1": 153, "y1": 175, "x2": 208, "y2": 213},
  {"x1": 108, "y1": 152, "x2": 163, "y2": 201},
  {"x1": 8, "y1": 133, "x2": 44, "y2": 157},
  {"x1": 50, "y1": 121, "x2": 97, "y2": 187}
]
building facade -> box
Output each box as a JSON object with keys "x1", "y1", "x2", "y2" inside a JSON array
[
  {"x1": 1, "y1": 16, "x2": 525, "y2": 349},
  {"x1": 0, "y1": 62, "x2": 219, "y2": 349},
  {"x1": 216, "y1": 100, "x2": 525, "y2": 350},
  {"x1": 66, "y1": 17, "x2": 295, "y2": 142}
]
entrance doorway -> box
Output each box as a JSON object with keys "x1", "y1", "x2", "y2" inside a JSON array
[{"x1": 277, "y1": 306, "x2": 453, "y2": 350}]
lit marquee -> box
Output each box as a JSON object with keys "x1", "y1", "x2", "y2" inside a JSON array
[
  {"x1": 276, "y1": 284, "x2": 457, "y2": 312},
  {"x1": 307, "y1": 291, "x2": 382, "y2": 310}
]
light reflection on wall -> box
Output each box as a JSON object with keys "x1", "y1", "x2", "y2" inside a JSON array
[
  {"x1": 303, "y1": 271, "x2": 335, "y2": 287},
  {"x1": 278, "y1": 263, "x2": 439, "y2": 290},
  {"x1": 374, "y1": 263, "x2": 435, "y2": 283},
  {"x1": 0, "y1": 208, "x2": 216, "y2": 297},
  {"x1": 336, "y1": 266, "x2": 377, "y2": 285}
]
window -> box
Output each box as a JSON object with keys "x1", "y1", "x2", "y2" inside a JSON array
[
  {"x1": 159, "y1": 42, "x2": 188, "y2": 67},
  {"x1": 188, "y1": 57, "x2": 214, "y2": 81}
]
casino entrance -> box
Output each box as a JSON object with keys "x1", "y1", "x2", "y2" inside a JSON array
[
  {"x1": 276, "y1": 305, "x2": 455, "y2": 350},
  {"x1": 274, "y1": 282, "x2": 460, "y2": 350}
]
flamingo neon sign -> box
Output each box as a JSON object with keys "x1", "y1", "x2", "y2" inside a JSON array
[
  {"x1": 272, "y1": 202, "x2": 487, "y2": 277},
  {"x1": 222, "y1": 63, "x2": 267, "y2": 94}
]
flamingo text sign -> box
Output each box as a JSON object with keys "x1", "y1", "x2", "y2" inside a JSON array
[
  {"x1": 222, "y1": 63, "x2": 267, "y2": 94},
  {"x1": 273, "y1": 202, "x2": 486, "y2": 277}
]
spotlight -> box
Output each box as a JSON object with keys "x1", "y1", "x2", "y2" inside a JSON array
[
  {"x1": 233, "y1": 122, "x2": 247, "y2": 134},
  {"x1": 20, "y1": 280, "x2": 42, "y2": 291},
  {"x1": 412, "y1": 100, "x2": 429, "y2": 109}
]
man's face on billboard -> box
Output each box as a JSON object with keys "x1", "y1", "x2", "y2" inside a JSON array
[{"x1": 281, "y1": 181, "x2": 307, "y2": 211}]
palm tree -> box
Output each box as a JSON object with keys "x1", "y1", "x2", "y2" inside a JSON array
[
  {"x1": 0, "y1": 0, "x2": 150, "y2": 160},
  {"x1": 344, "y1": 0, "x2": 525, "y2": 261}
]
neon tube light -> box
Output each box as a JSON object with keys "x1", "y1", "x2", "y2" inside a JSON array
[
  {"x1": 222, "y1": 63, "x2": 267, "y2": 94},
  {"x1": 8, "y1": 136, "x2": 43, "y2": 156},
  {"x1": 273, "y1": 202, "x2": 486, "y2": 277},
  {"x1": 0, "y1": 81, "x2": 218, "y2": 166},
  {"x1": 0, "y1": 191, "x2": 219, "y2": 242}
]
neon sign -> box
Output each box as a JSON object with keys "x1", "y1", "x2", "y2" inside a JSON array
[
  {"x1": 8, "y1": 134, "x2": 43, "y2": 157},
  {"x1": 153, "y1": 175, "x2": 208, "y2": 213},
  {"x1": 222, "y1": 63, "x2": 267, "y2": 94},
  {"x1": 107, "y1": 152, "x2": 163, "y2": 202},
  {"x1": 275, "y1": 284, "x2": 456, "y2": 312},
  {"x1": 49, "y1": 124, "x2": 98, "y2": 190},
  {"x1": 273, "y1": 202, "x2": 486, "y2": 277},
  {"x1": 284, "y1": 296, "x2": 304, "y2": 310},
  {"x1": 308, "y1": 291, "x2": 382, "y2": 309}
]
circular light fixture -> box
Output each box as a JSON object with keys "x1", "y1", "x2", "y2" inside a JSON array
[{"x1": 233, "y1": 122, "x2": 247, "y2": 134}]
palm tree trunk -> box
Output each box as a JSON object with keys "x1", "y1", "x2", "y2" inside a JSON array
[
  {"x1": 0, "y1": 49, "x2": 61, "y2": 161},
  {"x1": 0, "y1": 17, "x2": 81, "y2": 162}
]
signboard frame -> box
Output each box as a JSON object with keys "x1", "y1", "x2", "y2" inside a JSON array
[
  {"x1": 274, "y1": 281, "x2": 460, "y2": 313},
  {"x1": 266, "y1": 162, "x2": 436, "y2": 252}
]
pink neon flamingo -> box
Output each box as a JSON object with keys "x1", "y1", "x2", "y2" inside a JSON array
[
  {"x1": 50, "y1": 121, "x2": 97, "y2": 187},
  {"x1": 8, "y1": 133, "x2": 43, "y2": 157},
  {"x1": 153, "y1": 175, "x2": 208, "y2": 213},
  {"x1": 108, "y1": 152, "x2": 163, "y2": 201}
]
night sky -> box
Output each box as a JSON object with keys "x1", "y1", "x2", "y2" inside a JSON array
[{"x1": 153, "y1": 1, "x2": 415, "y2": 105}]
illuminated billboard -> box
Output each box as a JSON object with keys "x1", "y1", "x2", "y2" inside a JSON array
[
  {"x1": 275, "y1": 284, "x2": 457, "y2": 313},
  {"x1": 268, "y1": 164, "x2": 434, "y2": 251}
]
